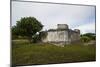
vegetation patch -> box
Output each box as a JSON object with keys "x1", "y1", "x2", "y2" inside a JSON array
[{"x1": 12, "y1": 40, "x2": 96, "y2": 66}]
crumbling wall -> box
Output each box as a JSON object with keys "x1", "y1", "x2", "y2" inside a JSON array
[
  {"x1": 42, "y1": 30, "x2": 69, "y2": 43},
  {"x1": 68, "y1": 29, "x2": 80, "y2": 43},
  {"x1": 41, "y1": 24, "x2": 80, "y2": 45}
]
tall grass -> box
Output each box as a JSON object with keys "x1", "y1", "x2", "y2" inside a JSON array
[{"x1": 12, "y1": 40, "x2": 96, "y2": 66}]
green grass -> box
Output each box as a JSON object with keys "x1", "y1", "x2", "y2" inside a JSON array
[{"x1": 12, "y1": 40, "x2": 96, "y2": 66}]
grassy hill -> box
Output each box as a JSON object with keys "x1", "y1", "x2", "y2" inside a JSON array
[{"x1": 12, "y1": 40, "x2": 96, "y2": 66}]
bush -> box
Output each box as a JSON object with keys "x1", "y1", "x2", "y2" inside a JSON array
[
  {"x1": 12, "y1": 35, "x2": 18, "y2": 40},
  {"x1": 32, "y1": 34, "x2": 40, "y2": 43},
  {"x1": 81, "y1": 36, "x2": 91, "y2": 43}
]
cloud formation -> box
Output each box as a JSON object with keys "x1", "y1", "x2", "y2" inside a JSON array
[
  {"x1": 11, "y1": 1, "x2": 95, "y2": 34},
  {"x1": 72, "y1": 22, "x2": 95, "y2": 34}
]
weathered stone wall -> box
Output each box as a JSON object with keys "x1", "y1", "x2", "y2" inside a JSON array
[
  {"x1": 42, "y1": 30, "x2": 80, "y2": 44},
  {"x1": 41, "y1": 24, "x2": 80, "y2": 45},
  {"x1": 42, "y1": 30, "x2": 69, "y2": 44},
  {"x1": 68, "y1": 29, "x2": 80, "y2": 43},
  {"x1": 57, "y1": 24, "x2": 68, "y2": 29}
]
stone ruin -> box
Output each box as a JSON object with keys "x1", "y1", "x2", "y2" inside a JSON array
[{"x1": 40, "y1": 24, "x2": 80, "y2": 46}]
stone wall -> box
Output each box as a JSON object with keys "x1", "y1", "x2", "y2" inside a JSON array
[
  {"x1": 41, "y1": 24, "x2": 80, "y2": 45},
  {"x1": 48, "y1": 30, "x2": 69, "y2": 42},
  {"x1": 57, "y1": 24, "x2": 69, "y2": 29},
  {"x1": 42, "y1": 30, "x2": 69, "y2": 44},
  {"x1": 68, "y1": 29, "x2": 80, "y2": 43}
]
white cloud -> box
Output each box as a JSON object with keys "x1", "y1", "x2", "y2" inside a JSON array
[
  {"x1": 73, "y1": 22, "x2": 95, "y2": 34},
  {"x1": 11, "y1": 1, "x2": 95, "y2": 34}
]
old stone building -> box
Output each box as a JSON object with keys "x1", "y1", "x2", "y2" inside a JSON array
[{"x1": 41, "y1": 24, "x2": 80, "y2": 45}]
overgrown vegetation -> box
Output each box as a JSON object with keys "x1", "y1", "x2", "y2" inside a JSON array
[
  {"x1": 80, "y1": 33, "x2": 96, "y2": 42},
  {"x1": 12, "y1": 17, "x2": 43, "y2": 42},
  {"x1": 12, "y1": 40, "x2": 96, "y2": 66}
]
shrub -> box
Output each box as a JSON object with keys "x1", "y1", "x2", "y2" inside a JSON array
[{"x1": 81, "y1": 36, "x2": 91, "y2": 42}]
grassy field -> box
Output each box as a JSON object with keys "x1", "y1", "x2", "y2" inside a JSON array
[{"x1": 12, "y1": 40, "x2": 96, "y2": 66}]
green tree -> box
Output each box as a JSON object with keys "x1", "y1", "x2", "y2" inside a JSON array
[
  {"x1": 81, "y1": 33, "x2": 96, "y2": 41},
  {"x1": 12, "y1": 17, "x2": 43, "y2": 42},
  {"x1": 81, "y1": 36, "x2": 90, "y2": 42},
  {"x1": 12, "y1": 26, "x2": 19, "y2": 39}
]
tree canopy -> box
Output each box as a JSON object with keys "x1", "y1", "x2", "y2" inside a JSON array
[
  {"x1": 80, "y1": 33, "x2": 96, "y2": 42},
  {"x1": 12, "y1": 17, "x2": 43, "y2": 41}
]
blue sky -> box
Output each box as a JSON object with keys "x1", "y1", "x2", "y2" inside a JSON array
[{"x1": 11, "y1": 1, "x2": 96, "y2": 34}]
